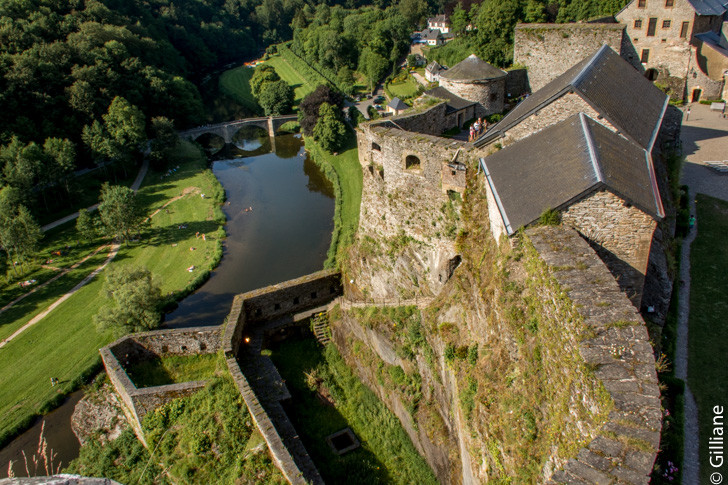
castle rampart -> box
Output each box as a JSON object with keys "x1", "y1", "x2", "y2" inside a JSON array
[{"x1": 514, "y1": 23, "x2": 625, "y2": 91}]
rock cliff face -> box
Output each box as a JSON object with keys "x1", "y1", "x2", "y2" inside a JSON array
[{"x1": 334, "y1": 171, "x2": 660, "y2": 483}]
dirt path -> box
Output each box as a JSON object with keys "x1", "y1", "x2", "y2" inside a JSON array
[
  {"x1": 0, "y1": 161, "x2": 150, "y2": 349},
  {"x1": 675, "y1": 190, "x2": 699, "y2": 484},
  {"x1": 40, "y1": 160, "x2": 149, "y2": 233},
  {"x1": 0, "y1": 244, "x2": 119, "y2": 350}
]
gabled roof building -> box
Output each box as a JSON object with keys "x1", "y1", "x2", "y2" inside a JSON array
[{"x1": 475, "y1": 45, "x2": 669, "y2": 151}]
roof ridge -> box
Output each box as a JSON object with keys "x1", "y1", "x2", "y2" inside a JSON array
[
  {"x1": 579, "y1": 113, "x2": 604, "y2": 183},
  {"x1": 572, "y1": 44, "x2": 609, "y2": 87}
]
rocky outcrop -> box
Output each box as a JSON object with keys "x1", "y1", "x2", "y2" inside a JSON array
[{"x1": 71, "y1": 384, "x2": 126, "y2": 446}]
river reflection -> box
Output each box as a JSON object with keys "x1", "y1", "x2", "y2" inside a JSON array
[{"x1": 163, "y1": 133, "x2": 335, "y2": 327}]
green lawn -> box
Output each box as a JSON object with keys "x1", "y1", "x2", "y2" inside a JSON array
[
  {"x1": 219, "y1": 66, "x2": 260, "y2": 114},
  {"x1": 270, "y1": 339, "x2": 437, "y2": 484},
  {"x1": 264, "y1": 54, "x2": 315, "y2": 106},
  {"x1": 385, "y1": 75, "x2": 420, "y2": 100},
  {"x1": 125, "y1": 353, "x2": 218, "y2": 388},
  {"x1": 0, "y1": 140, "x2": 225, "y2": 446},
  {"x1": 304, "y1": 131, "x2": 362, "y2": 267},
  {"x1": 688, "y1": 194, "x2": 728, "y2": 484}
]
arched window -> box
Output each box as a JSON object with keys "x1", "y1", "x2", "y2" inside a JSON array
[
  {"x1": 405, "y1": 155, "x2": 421, "y2": 170},
  {"x1": 645, "y1": 68, "x2": 659, "y2": 81},
  {"x1": 372, "y1": 142, "x2": 381, "y2": 151}
]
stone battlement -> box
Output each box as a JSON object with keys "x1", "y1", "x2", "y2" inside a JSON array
[{"x1": 99, "y1": 327, "x2": 221, "y2": 444}]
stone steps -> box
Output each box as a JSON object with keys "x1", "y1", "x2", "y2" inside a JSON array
[
  {"x1": 312, "y1": 320, "x2": 331, "y2": 345},
  {"x1": 705, "y1": 160, "x2": 728, "y2": 173}
]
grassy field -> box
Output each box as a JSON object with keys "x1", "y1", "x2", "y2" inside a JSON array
[
  {"x1": 385, "y1": 75, "x2": 420, "y2": 100},
  {"x1": 688, "y1": 194, "x2": 728, "y2": 484},
  {"x1": 270, "y1": 339, "x2": 437, "y2": 484},
  {"x1": 219, "y1": 66, "x2": 260, "y2": 114},
  {"x1": 0, "y1": 140, "x2": 225, "y2": 446},
  {"x1": 125, "y1": 353, "x2": 218, "y2": 388},
  {"x1": 264, "y1": 55, "x2": 314, "y2": 105},
  {"x1": 304, "y1": 131, "x2": 362, "y2": 267}
]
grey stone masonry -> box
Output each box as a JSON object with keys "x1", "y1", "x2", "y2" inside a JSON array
[
  {"x1": 223, "y1": 270, "x2": 343, "y2": 485},
  {"x1": 99, "y1": 327, "x2": 221, "y2": 444},
  {"x1": 514, "y1": 23, "x2": 625, "y2": 92},
  {"x1": 528, "y1": 226, "x2": 661, "y2": 485}
]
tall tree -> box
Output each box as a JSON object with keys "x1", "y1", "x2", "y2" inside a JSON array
[
  {"x1": 94, "y1": 265, "x2": 162, "y2": 336},
  {"x1": 0, "y1": 205, "x2": 43, "y2": 275},
  {"x1": 359, "y1": 48, "x2": 389, "y2": 92},
  {"x1": 313, "y1": 102, "x2": 347, "y2": 153},
  {"x1": 299, "y1": 85, "x2": 344, "y2": 136},
  {"x1": 250, "y1": 64, "x2": 280, "y2": 97},
  {"x1": 98, "y1": 183, "x2": 145, "y2": 243},
  {"x1": 257, "y1": 79, "x2": 294, "y2": 116}
]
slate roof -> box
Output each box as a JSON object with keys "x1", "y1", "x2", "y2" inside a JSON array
[
  {"x1": 428, "y1": 14, "x2": 448, "y2": 23},
  {"x1": 480, "y1": 113, "x2": 664, "y2": 235},
  {"x1": 425, "y1": 86, "x2": 476, "y2": 113},
  {"x1": 685, "y1": 0, "x2": 728, "y2": 15},
  {"x1": 475, "y1": 45, "x2": 668, "y2": 151},
  {"x1": 421, "y1": 28, "x2": 443, "y2": 40},
  {"x1": 388, "y1": 97, "x2": 409, "y2": 111},
  {"x1": 426, "y1": 61, "x2": 442, "y2": 73},
  {"x1": 439, "y1": 54, "x2": 507, "y2": 82},
  {"x1": 695, "y1": 31, "x2": 728, "y2": 58}
]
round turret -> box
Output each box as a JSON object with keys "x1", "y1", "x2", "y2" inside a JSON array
[{"x1": 439, "y1": 54, "x2": 506, "y2": 115}]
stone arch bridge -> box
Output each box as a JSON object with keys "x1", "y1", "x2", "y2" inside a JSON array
[{"x1": 178, "y1": 115, "x2": 299, "y2": 144}]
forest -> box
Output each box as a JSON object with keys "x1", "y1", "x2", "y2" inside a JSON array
[{"x1": 0, "y1": 0, "x2": 629, "y2": 270}]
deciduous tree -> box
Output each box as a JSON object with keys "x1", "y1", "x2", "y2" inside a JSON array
[
  {"x1": 0, "y1": 205, "x2": 42, "y2": 275},
  {"x1": 313, "y1": 102, "x2": 347, "y2": 153},
  {"x1": 94, "y1": 266, "x2": 162, "y2": 336},
  {"x1": 299, "y1": 85, "x2": 344, "y2": 136},
  {"x1": 257, "y1": 79, "x2": 294, "y2": 116},
  {"x1": 98, "y1": 183, "x2": 145, "y2": 243}
]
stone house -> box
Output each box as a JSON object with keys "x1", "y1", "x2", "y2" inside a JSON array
[
  {"x1": 420, "y1": 28, "x2": 444, "y2": 46},
  {"x1": 387, "y1": 97, "x2": 409, "y2": 116},
  {"x1": 480, "y1": 113, "x2": 664, "y2": 305},
  {"x1": 428, "y1": 14, "x2": 450, "y2": 34},
  {"x1": 475, "y1": 45, "x2": 669, "y2": 156},
  {"x1": 425, "y1": 61, "x2": 444, "y2": 82},
  {"x1": 616, "y1": 0, "x2": 728, "y2": 100},
  {"x1": 438, "y1": 54, "x2": 507, "y2": 116}
]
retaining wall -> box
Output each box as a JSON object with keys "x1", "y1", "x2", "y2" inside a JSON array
[
  {"x1": 99, "y1": 327, "x2": 220, "y2": 443},
  {"x1": 223, "y1": 269, "x2": 342, "y2": 485}
]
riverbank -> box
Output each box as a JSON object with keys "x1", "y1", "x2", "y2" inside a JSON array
[
  {"x1": 0, "y1": 140, "x2": 226, "y2": 451},
  {"x1": 304, "y1": 132, "x2": 362, "y2": 269}
]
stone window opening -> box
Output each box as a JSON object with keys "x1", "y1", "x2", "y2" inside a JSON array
[
  {"x1": 405, "y1": 154, "x2": 421, "y2": 170},
  {"x1": 641, "y1": 49, "x2": 650, "y2": 63},
  {"x1": 662, "y1": 19, "x2": 671, "y2": 29},
  {"x1": 634, "y1": 19, "x2": 642, "y2": 29},
  {"x1": 680, "y1": 21, "x2": 689, "y2": 38},
  {"x1": 490, "y1": 93, "x2": 497, "y2": 102},
  {"x1": 646, "y1": 68, "x2": 659, "y2": 81},
  {"x1": 311, "y1": 291, "x2": 318, "y2": 299},
  {"x1": 665, "y1": 0, "x2": 673, "y2": 6},
  {"x1": 274, "y1": 303, "x2": 281, "y2": 311},
  {"x1": 200, "y1": 343, "x2": 207, "y2": 351},
  {"x1": 638, "y1": 0, "x2": 646, "y2": 7},
  {"x1": 647, "y1": 18, "x2": 657, "y2": 36},
  {"x1": 255, "y1": 308, "x2": 262, "y2": 317},
  {"x1": 293, "y1": 297, "x2": 300, "y2": 305},
  {"x1": 372, "y1": 142, "x2": 381, "y2": 151}
]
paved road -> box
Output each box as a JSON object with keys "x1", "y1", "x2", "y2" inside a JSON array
[
  {"x1": 677, "y1": 102, "x2": 728, "y2": 484},
  {"x1": 41, "y1": 159, "x2": 149, "y2": 232}
]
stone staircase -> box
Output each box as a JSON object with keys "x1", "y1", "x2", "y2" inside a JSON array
[{"x1": 312, "y1": 318, "x2": 331, "y2": 345}]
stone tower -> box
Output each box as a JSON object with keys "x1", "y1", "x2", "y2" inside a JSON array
[{"x1": 438, "y1": 54, "x2": 507, "y2": 116}]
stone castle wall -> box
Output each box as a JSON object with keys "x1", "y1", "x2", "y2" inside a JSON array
[
  {"x1": 505, "y1": 68, "x2": 530, "y2": 96},
  {"x1": 222, "y1": 269, "x2": 342, "y2": 485},
  {"x1": 100, "y1": 327, "x2": 221, "y2": 443},
  {"x1": 333, "y1": 226, "x2": 661, "y2": 484},
  {"x1": 500, "y1": 93, "x2": 619, "y2": 146},
  {"x1": 562, "y1": 190, "x2": 658, "y2": 306},
  {"x1": 514, "y1": 23, "x2": 625, "y2": 91},
  {"x1": 439, "y1": 77, "x2": 506, "y2": 115}
]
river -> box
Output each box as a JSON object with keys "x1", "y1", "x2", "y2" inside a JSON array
[{"x1": 0, "y1": 130, "x2": 335, "y2": 477}]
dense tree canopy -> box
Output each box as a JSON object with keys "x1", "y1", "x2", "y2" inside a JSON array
[
  {"x1": 313, "y1": 102, "x2": 347, "y2": 152},
  {"x1": 94, "y1": 265, "x2": 162, "y2": 335},
  {"x1": 428, "y1": 0, "x2": 630, "y2": 67},
  {"x1": 98, "y1": 183, "x2": 145, "y2": 243},
  {"x1": 299, "y1": 85, "x2": 344, "y2": 136}
]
